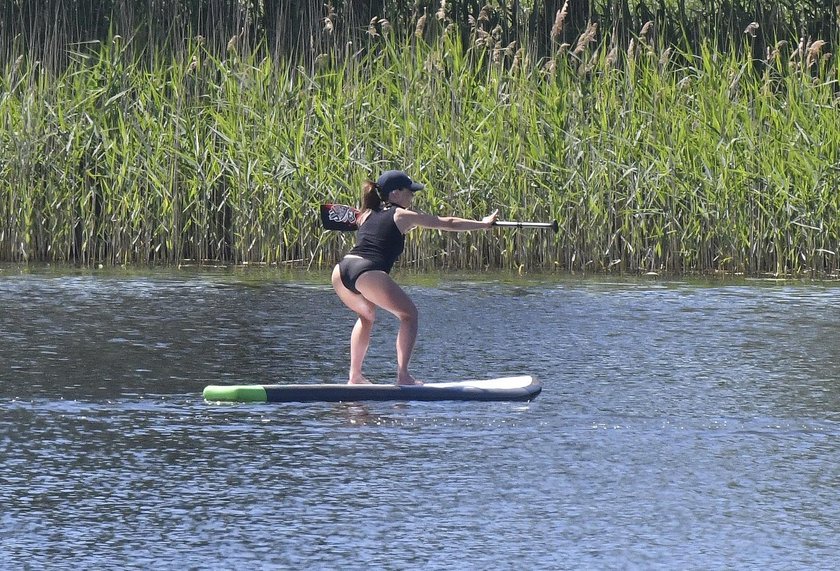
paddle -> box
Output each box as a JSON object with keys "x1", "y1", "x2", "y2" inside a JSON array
[{"x1": 320, "y1": 203, "x2": 558, "y2": 233}]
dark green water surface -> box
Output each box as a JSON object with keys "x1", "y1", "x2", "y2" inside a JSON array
[{"x1": 1, "y1": 267, "x2": 839, "y2": 569}]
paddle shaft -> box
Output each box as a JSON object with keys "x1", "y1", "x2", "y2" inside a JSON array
[
  {"x1": 321, "y1": 203, "x2": 557, "y2": 233},
  {"x1": 494, "y1": 220, "x2": 559, "y2": 232}
]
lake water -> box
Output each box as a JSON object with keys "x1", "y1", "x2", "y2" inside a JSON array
[{"x1": 1, "y1": 268, "x2": 839, "y2": 569}]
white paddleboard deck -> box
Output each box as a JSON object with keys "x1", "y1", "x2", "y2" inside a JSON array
[{"x1": 203, "y1": 375, "x2": 541, "y2": 403}]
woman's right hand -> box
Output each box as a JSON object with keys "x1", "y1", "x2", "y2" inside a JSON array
[{"x1": 482, "y1": 209, "x2": 499, "y2": 227}]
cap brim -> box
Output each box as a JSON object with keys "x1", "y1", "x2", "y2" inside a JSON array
[{"x1": 409, "y1": 182, "x2": 425, "y2": 192}]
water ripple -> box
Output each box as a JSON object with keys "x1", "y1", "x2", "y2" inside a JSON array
[{"x1": 2, "y1": 273, "x2": 840, "y2": 569}]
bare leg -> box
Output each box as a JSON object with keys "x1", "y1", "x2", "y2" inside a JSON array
[
  {"x1": 354, "y1": 271, "x2": 421, "y2": 385},
  {"x1": 332, "y1": 265, "x2": 376, "y2": 384},
  {"x1": 348, "y1": 316, "x2": 374, "y2": 383}
]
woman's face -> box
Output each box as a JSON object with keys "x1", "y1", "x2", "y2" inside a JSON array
[{"x1": 389, "y1": 188, "x2": 415, "y2": 207}]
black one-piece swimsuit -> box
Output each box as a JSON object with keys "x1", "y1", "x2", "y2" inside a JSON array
[{"x1": 338, "y1": 207, "x2": 406, "y2": 294}]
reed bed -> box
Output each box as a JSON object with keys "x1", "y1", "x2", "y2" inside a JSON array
[{"x1": 1, "y1": 8, "x2": 839, "y2": 275}]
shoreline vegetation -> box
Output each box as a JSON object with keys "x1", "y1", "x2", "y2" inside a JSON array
[{"x1": 2, "y1": 1, "x2": 838, "y2": 276}]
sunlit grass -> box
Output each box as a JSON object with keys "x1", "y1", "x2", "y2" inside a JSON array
[{"x1": 1, "y1": 16, "x2": 838, "y2": 275}]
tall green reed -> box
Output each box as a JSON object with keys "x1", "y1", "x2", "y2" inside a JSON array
[{"x1": 1, "y1": 9, "x2": 838, "y2": 275}]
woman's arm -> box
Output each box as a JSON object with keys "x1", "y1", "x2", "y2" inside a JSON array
[{"x1": 394, "y1": 209, "x2": 498, "y2": 234}]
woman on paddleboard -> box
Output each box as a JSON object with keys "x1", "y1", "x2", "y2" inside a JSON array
[{"x1": 332, "y1": 170, "x2": 498, "y2": 386}]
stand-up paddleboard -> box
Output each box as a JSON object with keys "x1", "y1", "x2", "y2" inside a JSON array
[{"x1": 203, "y1": 375, "x2": 541, "y2": 403}]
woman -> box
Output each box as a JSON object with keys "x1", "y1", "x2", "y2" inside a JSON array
[{"x1": 332, "y1": 170, "x2": 498, "y2": 386}]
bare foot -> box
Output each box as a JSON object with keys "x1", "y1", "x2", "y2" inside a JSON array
[
  {"x1": 348, "y1": 376, "x2": 373, "y2": 385},
  {"x1": 396, "y1": 374, "x2": 423, "y2": 386}
]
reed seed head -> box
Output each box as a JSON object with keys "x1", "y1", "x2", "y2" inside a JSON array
[
  {"x1": 511, "y1": 51, "x2": 519, "y2": 72},
  {"x1": 660, "y1": 46, "x2": 672, "y2": 68},
  {"x1": 505, "y1": 41, "x2": 517, "y2": 59},
  {"x1": 436, "y1": 1, "x2": 447, "y2": 22},
  {"x1": 542, "y1": 58, "x2": 557, "y2": 75},
  {"x1": 552, "y1": 1, "x2": 569, "y2": 41},
  {"x1": 573, "y1": 22, "x2": 598, "y2": 56},
  {"x1": 807, "y1": 39, "x2": 827, "y2": 67},
  {"x1": 415, "y1": 14, "x2": 427, "y2": 39},
  {"x1": 790, "y1": 36, "x2": 805, "y2": 61},
  {"x1": 367, "y1": 17, "x2": 379, "y2": 38},
  {"x1": 606, "y1": 45, "x2": 618, "y2": 68}
]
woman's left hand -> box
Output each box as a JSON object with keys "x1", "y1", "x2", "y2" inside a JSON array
[{"x1": 482, "y1": 209, "x2": 499, "y2": 227}]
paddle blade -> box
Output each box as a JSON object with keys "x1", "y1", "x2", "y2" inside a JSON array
[{"x1": 321, "y1": 203, "x2": 360, "y2": 231}]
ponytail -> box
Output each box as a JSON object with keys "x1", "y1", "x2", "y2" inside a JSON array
[{"x1": 362, "y1": 180, "x2": 386, "y2": 212}]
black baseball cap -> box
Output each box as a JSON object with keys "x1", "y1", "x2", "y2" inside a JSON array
[{"x1": 377, "y1": 170, "x2": 425, "y2": 195}]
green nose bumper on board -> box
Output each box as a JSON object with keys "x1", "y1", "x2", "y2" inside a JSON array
[
  {"x1": 202, "y1": 385, "x2": 269, "y2": 402},
  {"x1": 203, "y1": 375, "x2": 541, "y2": 403}
]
